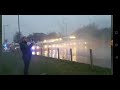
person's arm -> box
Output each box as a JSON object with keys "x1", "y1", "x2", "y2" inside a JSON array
[
  {"x1": 28, "y1": 43, "x2": 34, "y2": 49},
  {"x1": 28, "y1": 40, "x2": 35, "y2": 49}
]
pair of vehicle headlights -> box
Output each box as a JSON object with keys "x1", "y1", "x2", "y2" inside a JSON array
[{"x1": 31, "y1": 46, "x2": 40, "y2": 55}]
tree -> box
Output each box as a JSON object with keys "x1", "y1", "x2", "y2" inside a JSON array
[
  {"x1": 13, "y1": 31, "x2": 23, "y2": 43},
  {"x1": 72, "y1": 23, "x2": 111, "y2": 46},
  {"x1": 101, "y1": 27, "x2": 111, "y2": 40},
  {"x1": 27, "y1": 32, "x2": 60, "y2": 43},
  {"x1": 46, "y1": 32, "x2": 59, "y2": 39},
  {"x1": 72, "y1": 23, "x2": 99, "y2": 40},
  {"x1": 27, "y1": 34, "x2": 33, "y2": 42},
  {"x1": 27, "y1": 33, "x2": 47, "y2": 43}
]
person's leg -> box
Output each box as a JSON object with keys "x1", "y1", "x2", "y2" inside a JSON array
[
  {"x1": 26, "y1": 59, "x2": 30, "y2": 75},
  {"x1": 23, "y1": 56, "x2": 29, "y2": 75},
  {"x1": 23, "y1": 54, "x2": 32, "y2": 75},
  {"x1": 24, "y1": 56, "x2": 31, "y2": 75},
  {"x1": 26, "y1": 55, "x2": 32, "y2": 75}
]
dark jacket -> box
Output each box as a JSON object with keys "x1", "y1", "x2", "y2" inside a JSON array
[{"x1": 20, "y1": 41, "x2": 33, "y2": 60}]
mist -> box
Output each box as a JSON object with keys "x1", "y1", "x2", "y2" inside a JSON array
[
  {"x1": 2, "y1": 15, "x2": 112, "y2": 68},
  {"x1": 2, "y1": 15, "x2": 111, "y2": 43}
]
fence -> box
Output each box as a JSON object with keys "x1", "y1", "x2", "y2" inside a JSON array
[{"x1": 33, "y1": 43, "x2": 111, "y2": 69}]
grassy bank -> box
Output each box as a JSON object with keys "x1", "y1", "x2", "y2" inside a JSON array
[{"x1": 0, "y1": 52, "x2": 112, "y2": 75}]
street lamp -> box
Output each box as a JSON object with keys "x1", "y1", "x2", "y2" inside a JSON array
[
  {"x1": 3, "y1": 25, "x2": 8, "y2": 42},
  {"x1": 18, "y1": 15, "x2": 21, "y2": 41}
]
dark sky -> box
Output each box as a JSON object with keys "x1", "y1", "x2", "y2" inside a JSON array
[{"x1": 2, "y1": 15, "x2": 111, "y2": 43}]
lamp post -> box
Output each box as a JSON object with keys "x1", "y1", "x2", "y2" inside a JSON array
[
  {"x1": 3, "y1": 25, "x2": 8, "y2": 42},
  {"x1": 18, "y1": 15, "x2": 21, "y2": 41}
]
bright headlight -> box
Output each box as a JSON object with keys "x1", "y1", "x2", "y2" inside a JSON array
[
  {"x1": 36, "y1": 52, "x2": 40, "y2": 55},
  {"x1": 32, "y1": 52, "x2": 35, "y2": 55},
  {"x1": 36, "y1": 46, "x2": 40, "y2": 49},
  {"x1": 32, "y1": 46, "x2": 35, "y2": 50}
]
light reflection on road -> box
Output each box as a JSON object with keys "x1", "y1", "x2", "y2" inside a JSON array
[{"x1": 40, "y1": 42, "x2": 111, "y2": 68}]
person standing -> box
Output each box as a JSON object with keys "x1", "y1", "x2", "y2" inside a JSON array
[{"x1": 19, "y1": 36, "x2": 34, "y2": 75}]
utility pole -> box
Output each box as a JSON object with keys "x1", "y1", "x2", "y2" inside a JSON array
[
  {"x1": 57, "y1": 19, "x2": 64, "y2": 38},
  {"x1": 18, "y1": 15, "x2": 21, "y2": 41},
  {"x1": 63, "y1": 17, "x2": 69, "y2": 41},
  {"x1": 57, "y1": 17, "x2": 68, "y2": 38},
  {"x1": 65, "y1": 20, "x2": 67, "y2": 37},
  {"x1": 63, "y1": 18, "x2": 67, "y2": 36},
  {"x1": 3, "y1": 25, "x2": 8, "y2": 42},
  {"x1": 63, "y1": 17, "x2": 69, "y2": 60}
]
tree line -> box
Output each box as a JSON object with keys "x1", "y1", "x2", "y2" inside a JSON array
[
  {"x1": 13, "y1": 32, "x2": 63, "y2": 43},
  {"x1": 13, "y1": 23, "x2": 112, "y2": 43},
  {"x1": 72, "y1": 23, "x2": 112, "y2": 42}
]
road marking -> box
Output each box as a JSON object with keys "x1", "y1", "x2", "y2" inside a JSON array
[{"x1": 41, "y1": 73, "x2": 47, "y2": 75}]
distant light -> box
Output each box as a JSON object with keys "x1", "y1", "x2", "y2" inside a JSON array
[
  {"x1": 64, "y1": 43, "x2": 66, "y2": 46},
  {"x1": 3, "y1": 44, "x2": 8, "y2": 50},
  {"x1": 15, "y1": 47, "x2": 16, "y2": 49},
  {"x1": 85, "y1": 46, "x2": 87, "y2": 49},
  {"x1": 84, "y1": 42, "x2": 87, "y2": 44},
  {"x1": 36, "y1": 46, "x2": 40, "y2": 49},
  {"x1": 52, "y1": 45, "x2": 55, "y2": 48},
  {"x1": 49, "y1": 45, "x2": 51, "y2": 48},
  {"x1": 32, "y1": 46, "x2": 35, "y2": 50},
  {"x1": 59, "y1": 38, "x2": 62, "y2": 40},
  {"x1": 4, "y1": 47, "x2": 7, "y2": 50},
  {"x1": 4, "y1": 44, "x2": 7, "y2": 47},
  {"x1": 56, "y1": 39, "x2": 59, "y2": 41},
  {"x1": 36, "y1": 52, "x2": 40, "y2": 55},
  {"x1": 51, "y1": 39, "x2": 54, "y2": 42},
  {"x1": 44, "y1": 45, "x2": 47, "y2": 48},
  {"x1": 32, "y1": 52, "x2": 35, "y2": 55},
  {"x1": 44, "y1": 51, "x2": 47, "y2": 56},
  {"x1": 44, "y1": 40, "x2": 47, "y2": 43},
  {"x1": 69, "y1": 36, "x2": 76, "y2": 39}
]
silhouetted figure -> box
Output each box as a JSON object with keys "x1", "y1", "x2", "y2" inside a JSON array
[{"x1": 19, "y1": 37, "x2": 34, "y2": 75}]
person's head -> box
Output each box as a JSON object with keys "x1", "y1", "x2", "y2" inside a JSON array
[{"x1": 21, "y1": 36, "x2": 27, "y2": 42}]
